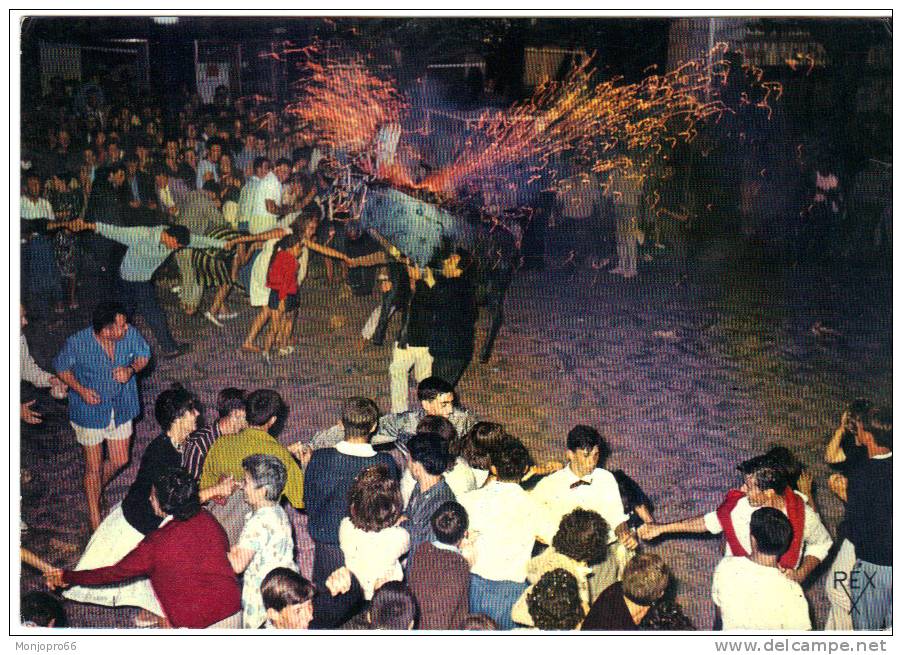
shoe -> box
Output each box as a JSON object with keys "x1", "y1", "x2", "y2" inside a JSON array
[
  {"x1": 217, "y1": 311, "x2": 239, "y2": 320},
  {"x1": 170, "y1": 285, "x2": 181, "y2": 294},
  {"x1": 204, "y1": 311, "x2": 224, "y2": 327},
  {"x1": 161, "y1": 343, "x2": 191, "y2": 359},
  {"x1": 278, "y1": 346, "x2": 295, "y2": 356}
]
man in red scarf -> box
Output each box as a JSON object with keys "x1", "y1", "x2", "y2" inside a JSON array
[{"x1": 638, "y1": 455, "x2": 832, "y2": 585}]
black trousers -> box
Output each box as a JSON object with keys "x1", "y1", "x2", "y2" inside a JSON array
[
  {"x1": 431, "y1": 356, "x2": 471, "y2": 388},
  {"x1": 310, "y1": 541, "x2": 364, "y2": 629}
]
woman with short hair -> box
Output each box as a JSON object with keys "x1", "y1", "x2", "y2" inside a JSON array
[{"x1": 228, "y1": 454, "x2": 298, "y2": 628}]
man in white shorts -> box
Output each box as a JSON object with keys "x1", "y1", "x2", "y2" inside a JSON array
[{"x1": 54, "y1": 301, "x2": 150, "y2": 531}]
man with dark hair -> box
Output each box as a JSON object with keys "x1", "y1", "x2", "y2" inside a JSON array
[
  {"x1": 526, "y1": 569, "x2": 585, "y2": 630},
  {"x1": 81, "y1": 162, "x2": 131, "y2": 295},
  {"x1": 426, "y1": 246, "x2": 478, "y2": 387},
  {"x1": 196, "y1": 137, "x2": 221, "y2": 190},
  {"x1": 21, "y1": 591, "x2": 67, "y2": 628},
  {"x1": 300, "y1": 396, "x2": 399, "y2": 629},
  {"x1": 403, "y1": 433, "x2": 455, "y2": 555},
  {"x1": 68, "y1": 213, "x2": 228, "y2": 358},
  {"x1": 54, "y1": 301, "x2": 150, "y2": 531},
  {"x1": 374, "y1": 376, "x2": 476, "y2": 447},
  {"x1": 261, "y1": 567, "x2": 316, "y2": 629},
  {"x1": 712, "y1": 508, "x2": 811, "y2": 630},
  {"x1": 639, "y1": 454, "x2": 832, "y2": 585},
  {"x1": 458, "y1": 436, "x2": 555, "y2": 630},
  {"x1": 532, "y1": 425, "x2": 639, "y2": 599},
  {"x1": 200, "y1": 389, "x2": 304, "y2": 545},
  {"x1": 344, "y1": 581, "x2": 418, "y2": 630},
  {"x1": 825, "y1": 405, "x2": 892, "y2": 630},
  {"x1": 181, "y1": 388, "x2": 248, "y2": 481},
  {"x1": 387, "y1": 262, "x2": 439, "y2": 414},
  {"x1": 124, "y1": 150, "x2": 155, "y2": 212},
  {"x1": 407, "y1": 501, "x2": 471, "y2": 630},
  {"x1": 21, "y1": 170, "x2": 66, "y2": 316}
]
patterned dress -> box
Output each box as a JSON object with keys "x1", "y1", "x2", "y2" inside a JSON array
[{"x1": 237, "y1": 504, "x2": 297, "y2": 628}]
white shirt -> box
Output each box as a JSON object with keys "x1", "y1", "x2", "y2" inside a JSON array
[
  {"x1": 339, "y1": 518, "x2": 409, "y2": 600},
  {"x1": 531, "y1": 466, "x2": 629, "y2": 544},
  {"x1": 21, "y1": 334, "x2": 52, "y2": 387},
  {"x1": 21, "y1": 195, "x2": 54, "y2": 220},
  {"x1": 703, "y1": 496, "x2": 833, "y2": 566},
  {"x1": 248, "y1": 172, "x2": 282, "y2": 235},
  {"x1": 248, "y1": 214, "x2": 295, "y2": 307},
  {"x1": 712, "y1": 556, "x2": 811, "y2": 631},
  {"x1": 458, "y1": 481, "x2": 555, "y2": 582}
]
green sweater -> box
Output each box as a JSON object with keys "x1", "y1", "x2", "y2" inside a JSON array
[{"x1": 200, "y1": 427, "x2": 304, "y2": 508}]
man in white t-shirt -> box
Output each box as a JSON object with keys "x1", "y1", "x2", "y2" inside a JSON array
[
  {"x1": 458, "y1": 436, "x2": 555, "y2": 630},
  {"x1": 531, "y1": 425, "x2": 638, "y2": 600},
  {"x1": 249, "y1": 158, "x2": 292, "y2": 235},
  {"x1": 712, "y1": 507, "x2": 811, "y2": 631}
]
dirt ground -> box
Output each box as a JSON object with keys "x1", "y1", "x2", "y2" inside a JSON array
[{"x1": 19, "y1": 241, "x2": 893, "y2": 630}]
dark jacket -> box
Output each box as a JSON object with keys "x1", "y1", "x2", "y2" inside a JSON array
[{"x1": 427, "y1": 275, "x2": 476, "y2": 360}]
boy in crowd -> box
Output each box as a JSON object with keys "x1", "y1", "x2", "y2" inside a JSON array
[
  {"x1": 712, "y1": 508, "x2": 811, "y2": 631},
  {"x1": 408, "y1": 501, "x2": 471, "y2": 630}
]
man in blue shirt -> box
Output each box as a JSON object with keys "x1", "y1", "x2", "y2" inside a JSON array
[
  {"x1": 69, "y1": 216, "x2": 227, "y2": 358},
  {"x1": 53, "y1": 302, "x2": 151, "y2": 532}
]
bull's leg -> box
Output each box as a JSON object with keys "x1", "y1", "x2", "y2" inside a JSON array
[{"x1": 479, "y1": 294, "x2": 504, "y2": 363}]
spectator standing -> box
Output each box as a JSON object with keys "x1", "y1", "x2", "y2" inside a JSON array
[
  {"x1": 712, "y1": 508, "x2": 812, "y2": 631},
  {"x1": 531, "y1": 426, "x2": 638, "y2": 599},
  {"x1": 407, "y1": 501, "x2": 471, "y2": 630},
  {"x1": 458, "y1": 436, "x2": 555, "y2": 630},
  {"x1": 228, "y1": 455, "x2": 298, "y2": 629},
  {"x1": 825, "y1": 406, "x2": 892, "y2": 630},
  {"x1": 297, "y1": 397, "x2": 399, "y2": 628},
  {"x1": 53, "y1": 302, "x2": 150, "y2": 531}
]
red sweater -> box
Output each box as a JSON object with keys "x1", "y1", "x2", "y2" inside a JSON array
[
  {"x1": 266, "y1": 250, "x2": 299, "y2": 300},
  {"x1": 64, "y1": 510, "x2": 241, "y2": 628}
]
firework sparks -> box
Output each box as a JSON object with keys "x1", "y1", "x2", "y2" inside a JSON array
[
  {"x1": 284, "y1": 41, "x2": 779, "y2": 204},
  {"x1": 287, "y1": 53, "x2": 408, "y2": 157}
]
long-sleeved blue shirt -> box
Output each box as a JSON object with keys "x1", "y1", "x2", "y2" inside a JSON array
[
  {"x1": 95, "y1": 222, "x2": 225, "y2": 282},
  {"x1": 53, "y1": 325, "x2": 151, "y2": 428}
]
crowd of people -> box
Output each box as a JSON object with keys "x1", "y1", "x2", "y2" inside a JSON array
[
  {"x1": 20, "y1": 298, "x2": 894, "y2": 631},
  {"x1": 19, "y1": 77, "x2": 891, "y2": 632}
]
